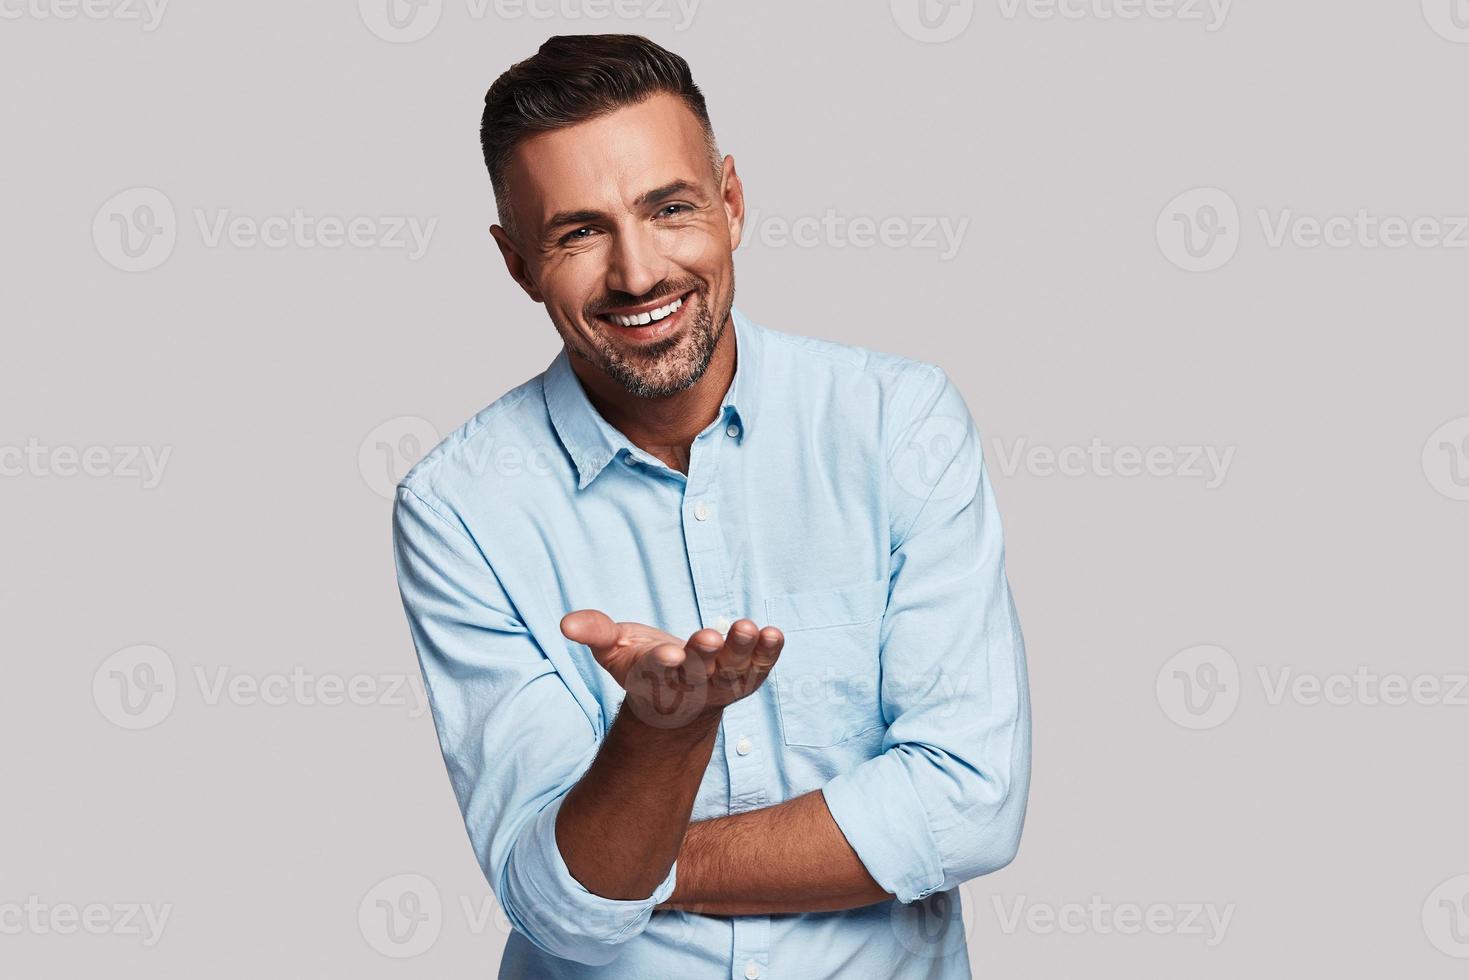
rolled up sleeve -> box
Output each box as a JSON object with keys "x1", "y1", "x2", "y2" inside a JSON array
[
  {"x1": 392, "y1": 484, "x2": 675, "y2": 965},
  {"x1": 821, "y1": 365, "x2": 1033, "y2": 904}
]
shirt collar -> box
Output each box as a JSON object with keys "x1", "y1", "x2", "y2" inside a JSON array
[{"x1": 544, "y1": 305, "x2": 761, "y2": 490}]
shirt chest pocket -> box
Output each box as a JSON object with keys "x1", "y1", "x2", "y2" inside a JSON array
[{"x1": 764, "y1": 579, "x2": 888, "y2": 747}]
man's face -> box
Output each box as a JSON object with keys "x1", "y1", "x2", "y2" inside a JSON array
[{"x1": 492, "y1": 92, "x2": 743, "y2": 399}]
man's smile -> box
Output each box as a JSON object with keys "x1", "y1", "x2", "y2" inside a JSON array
[{"x1": 594, "y1": 289, "x2": 695, "y2": 344}]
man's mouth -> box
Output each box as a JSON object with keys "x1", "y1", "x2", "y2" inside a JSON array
[{"x1": 594, "y1": 290, "x2": 693, "y2": 340}]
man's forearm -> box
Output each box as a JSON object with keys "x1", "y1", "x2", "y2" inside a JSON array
[
  {"x1": 654, "y1": 789, "x2": 891, "y2": 916},
  {"x1": 556, "y1": 704, "x2": 721, "y2": 900}
]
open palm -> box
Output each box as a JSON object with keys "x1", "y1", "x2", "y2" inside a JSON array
[{"x1": 561, "y1": 610, "x2": 784, "y2": 730}]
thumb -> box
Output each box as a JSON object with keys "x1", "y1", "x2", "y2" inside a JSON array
[{"x1": 560, "y1": 609, "x2": 620, "y2": 657}]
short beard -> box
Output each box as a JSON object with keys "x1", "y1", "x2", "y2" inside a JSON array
[{"x1": 568, "y1": 283, "x2": 733, "y2": 400}]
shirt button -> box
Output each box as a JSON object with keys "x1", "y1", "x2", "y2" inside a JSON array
[
  {"x1": 693, "y1": 500, "x2": 710, "y2": 521},
  {"x1": 622, "y1": 454, "x2": 637, "y2": 466},
  {"x1": 744, "y1": 961, "x2": 761, "y2": 980},
  {"x1": 726, "y1": 423, "x2": 741, "y2": 438},
  {"x1": 735, "y1": 736, "x2": 753, "y2": 756},
  {"x1": 715, "y1": 616, "x2": 731, "y2": 631}
]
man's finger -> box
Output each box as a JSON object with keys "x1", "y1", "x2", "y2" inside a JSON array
[
  {"x1": 560, "y1": 609, "x2": 619, "y2": 658},
  {"x1": 751, "y1": 627, "x2": 783, "y2": 671}
]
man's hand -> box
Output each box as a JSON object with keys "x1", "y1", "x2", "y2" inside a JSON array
[
  {"x1": 551, "y1": 612, "x2": 784, "y2": 900},
  {"x1": 560, "y1": 612, "x2": 784, "y2": 730}
]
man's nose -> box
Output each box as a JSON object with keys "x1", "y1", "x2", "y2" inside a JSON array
[{"x1": 604, "y1": 224, "x2": 669, "y2": 298}]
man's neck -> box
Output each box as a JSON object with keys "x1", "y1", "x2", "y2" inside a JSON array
[{"x1": 570, "y1": 323, "x2": 737, "y2": 476}]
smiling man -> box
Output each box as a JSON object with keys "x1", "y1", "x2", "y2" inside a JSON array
[{"x1": 391, "y1": 34, "x2": 1032, "y2": 979}]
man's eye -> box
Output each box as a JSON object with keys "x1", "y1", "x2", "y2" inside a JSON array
[
  {"x1": 562, "y1": 227, "x2": 597, "y2": 244},
  {"x1": 658, "y1": 204, "x2": 691, "y2": 217}
]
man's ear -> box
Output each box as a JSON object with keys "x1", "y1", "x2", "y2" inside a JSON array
[
  {"x1": 490, "y1": 224, "x2": 545, "y2": 303},
  {"x1": 720, "y1": 155, "x2": 746, "y2": 252}
]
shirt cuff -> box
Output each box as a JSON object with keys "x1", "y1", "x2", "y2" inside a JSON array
[
  {"x1": 822, "y1": 752, "x2": 945, "y2": 904},
  {"x1": 502, "y1": 790, "x2": 678, "y2": 959}
]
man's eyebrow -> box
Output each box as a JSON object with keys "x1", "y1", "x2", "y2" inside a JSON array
[{"x1": 541, "y1": 180, "x2": 704, "y2": 239}]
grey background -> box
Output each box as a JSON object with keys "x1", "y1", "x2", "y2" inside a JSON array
[{"x1": 3, "y1": 0, "x2": 1467, "y2": 975}]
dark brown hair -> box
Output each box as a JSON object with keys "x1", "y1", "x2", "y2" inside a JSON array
[{"x1": 480, "y1": 34, "x2": 722, "y2": 241}]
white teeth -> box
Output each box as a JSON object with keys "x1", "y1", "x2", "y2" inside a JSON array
[{"x1": 607, "y1": 294, "x2": 684, "y2": 328}]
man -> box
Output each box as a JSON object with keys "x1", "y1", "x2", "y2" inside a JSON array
[{"x1": 392, "y1": 33, "x2": 1031, "y2": 979}]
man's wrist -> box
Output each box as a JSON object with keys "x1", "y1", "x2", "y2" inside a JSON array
[{"x1": 614, "y1": 699, "x2": 724, "y2": 744}]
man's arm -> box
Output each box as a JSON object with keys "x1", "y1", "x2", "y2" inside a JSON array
[
  {"x1": 655, "y1": 790, "x2": 890, "y2": 916},
  {"x1": 552, "y1": 611, "x2": 784, "y2": 901},
  {"x1": 663, "y1": 365, "x2": 1033, "y2": 914},
  {"x1": 394, "y1": 487, "x2": 725, "y2": 965},
  {"x1": 555, "y1": 703, "x2": 721, "y2": 900}
]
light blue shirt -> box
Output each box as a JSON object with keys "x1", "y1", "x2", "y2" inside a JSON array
[{"x1": 392, "y1": 306, "x2": 1032, "y2": 979}]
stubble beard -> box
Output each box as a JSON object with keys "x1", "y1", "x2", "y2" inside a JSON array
[{"x1": 567, "y1": 283, "x2": 733, "y2": 400}]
